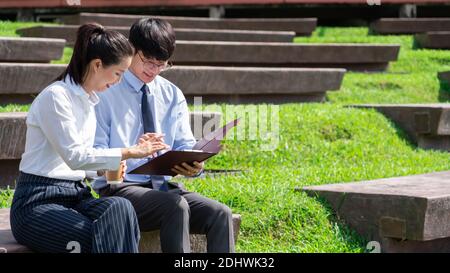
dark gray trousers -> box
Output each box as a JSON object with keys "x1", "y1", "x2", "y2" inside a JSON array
[{"x1": 99, "y1": 181, "x2": 235, "y2": 253}]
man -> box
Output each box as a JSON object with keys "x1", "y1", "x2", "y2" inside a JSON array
[{"x1": 92, "y1": 18, "x2": 235, "y2": 253}]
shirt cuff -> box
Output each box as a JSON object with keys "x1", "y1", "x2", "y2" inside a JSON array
[
  {"x1": 191, "y1": 169, "x2": 204, "y2": 178},
  {"x1": 104, "y1": 148, "x2": 122, "y2": 171}
]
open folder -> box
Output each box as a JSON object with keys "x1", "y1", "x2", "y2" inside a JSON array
[{"x1": 128, "y1": 118, "x2": 240, "y2": 176}]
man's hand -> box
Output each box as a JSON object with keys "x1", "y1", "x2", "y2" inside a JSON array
[{"x1": 171, "y1": 161, "x2": 204, "y2": 177}]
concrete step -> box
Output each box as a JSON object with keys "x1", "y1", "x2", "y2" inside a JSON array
[
  {"x1": 17, "y1": 25, "x2": 295, "y2": 45},
  {"x1": 160, "y1": 66, "x2": 345, "y2": 103},
  {"x1": 370, "y1": 18, "x2": 450, "y2": 35},
  {"x1": 0, "y1": 37, "x2": 65, "y2": 63},
  {"x1": 0, "y1": 111, "x2": 222, "y2": 188},
  {"x1": 348, "y1": 104, "x2": 450, "y2": 152},
  {"x1": 0, "y1": 63, "x2": 66, "y2": 104},
  {"x1": 60, "y1": 12, "x2": 317, "y2": 36},
  {"x1": 0, "y1": 63, "x2": 345, "y2": 104},
  {"x1": 0, "y1": 208, "x2": 241, "y2": 253},
  {"x1": 303, "y1": 171, "x2": 450, "y2": 253},
  {"x1": 414, "y1": 32, "x2": 450, "y2": 49},
  {"x1": 171, "y1": 41, "x2": 400, "y2": 72}
]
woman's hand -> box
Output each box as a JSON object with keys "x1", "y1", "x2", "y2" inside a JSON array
[
  {"x1": 122, "y1": 133, "x2": 169, "y2": 159},
  {"x1": 139, "y1": 133, "x2": 166, "y2": 158},
  {"x1": 120, "y1": 160, "x2": 127, "y2": 179}
]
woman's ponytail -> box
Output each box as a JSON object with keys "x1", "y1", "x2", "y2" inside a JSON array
[{"x1": 56, "y1": 23, "x2": 133, "y2": 85}]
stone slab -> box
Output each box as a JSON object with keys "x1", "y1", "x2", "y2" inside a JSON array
[
  {"x1": 370, "y1": 18, "x2": 450, "y2": 35},
  {"x1": 0, "y1": 111, "x2": 221, "y2": 188},
  {"x1": 17, "y1": 25, "x2": 295, "y2": 46},
  {"x1": 60, "y1": 12, "x2": 317, "y2": 35},
  {"x1": 160, "y1": 66, "x2": 345, "y2": 103},
  {"x1": 0, "y1": 208, "x2": 241, "y2": 253},
  {"x1": 303, "y1": 171, "x2": 450, "y2": 252},
  {"x1": 415, "y1": 31, "x2": 450, "y2": 49},
  {"x1": 0, "y1": 112, "x2": 27, "y2": 160},
  {"x1": 0, "y1": 63, "x2": 345, "y2": 104},
  {"x1": 171, "y1": 41, "x2": 400, "y2": 71},
  {"x1": 139, "y1": 214, "x2": 241, "y2": 253},
  {"x1": 0, "y1": 63, "x2": 66, "y2": 96},
  {"x1": 0, "y1": 37, "x2": 65, "y2": 63},
  {"x1": 349, "y1": 104, "x2": 450, "y2": 151}
]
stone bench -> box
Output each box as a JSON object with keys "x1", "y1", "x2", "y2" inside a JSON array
[
  {"x1": 170, "y1": 41, "x2": 400, "y2": 72},
  {"x1": 17, "y1": 25, "x2": 295, "y2": 45},
  {"x1": 348, "y1": 104, "x2": 450, "y2": 152},
  {"x1": 0, "y1": 63, "x2": 345, "y2": 104},
  {"x1": 161, "y1": 66, "x2": 345, "y2": 103},
  {"x1": 414, "y1": 32, "x2": 450, "y2": 49},
  {"x1": 0, "y1": 208, "x2": 241, "y2": 253},
  {"x1": 0, "y1": 37, "x2": 65, "y2": 63},
  {"x1": 60, "y1": 12, "x2": 317, "y2": 36},
  {"x1": 370, "y1": 18, "x2": 450, "y2": 35},
  {"x1": 0, "y1": 111, "x2": 221, "y2": 188},
  {"x1": 303, "y1": 171, "x2": 450, "y2": 253}
]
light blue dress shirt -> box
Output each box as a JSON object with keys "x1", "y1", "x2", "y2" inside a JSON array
[{"x1": 92, "y1": 70, "x2": 196, "y2": 191}]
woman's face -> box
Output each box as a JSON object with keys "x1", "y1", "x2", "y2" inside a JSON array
[{"x1": 89, "y1": 57, "x2": 132, "y2": 92}]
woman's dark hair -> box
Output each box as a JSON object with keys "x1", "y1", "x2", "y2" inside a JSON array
[
  {"x1": 129, "y1": 18, "x2": 176, "y2": 61},
  {"x1": 56, "y1": 23, "x2": 134, "y2": 85}
]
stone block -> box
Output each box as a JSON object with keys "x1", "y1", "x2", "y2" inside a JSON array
[
  {"x1": 0, "y1": 63, "x2": 345, "y2": 104},
  {"x1": 349, "y1": 104, "x2": 450, "y2": 151},
  {"x1": 17, "y1": 25, "x2": 295, "y2": 46},
  {"x1": 0, "y1": 37, "x2": 65, "y2": 63},
  {"x1": 0, "y1": 208, "x2": 241, "y2": 253},
  {"x1": 60, "y1": 12, "x2": 316, "y2": 35},
  {"x1": 370, "y1": 18, "x2": 450, "y2": 35},
  {"x1": 303, "y1": 171, "x2": 450, "y2": 252},
  {"x1": 161, "y1": 66, "x2": 345, "y2": 103},
  {"x1": 415, "y1": 31, "x2": 450, "y2": 49},
  {"x1": 171, "y1": 41, "x2": 400, "y2": 71}
]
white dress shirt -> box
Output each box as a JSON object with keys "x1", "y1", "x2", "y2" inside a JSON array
[{"x1": 19, "y1": 76, "x2": 122, "y2": 181}]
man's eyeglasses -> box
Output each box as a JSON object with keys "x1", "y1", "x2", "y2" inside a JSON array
[{"x1": 137, "y1": 52, "x2": 172, "y2": 72}]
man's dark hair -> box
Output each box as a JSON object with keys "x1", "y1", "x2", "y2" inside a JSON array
[
  {"x1": 56, "y1": 23, "x2": 134, "y2": 85},
  {"x1": 129, "y1": 18, "x2": 176, "y2": 61}
]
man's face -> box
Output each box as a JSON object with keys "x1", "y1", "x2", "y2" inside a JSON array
[{"x1": 129, "y1": 51, "x2": 169, "y2": 83}]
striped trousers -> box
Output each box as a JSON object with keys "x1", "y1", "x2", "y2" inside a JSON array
[{"x1": 10, "y1": 172, "x2": 140, "y2": 253}]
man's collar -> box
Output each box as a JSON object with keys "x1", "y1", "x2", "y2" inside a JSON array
[{"x1": 124, "y1": 69, "x2": 146, "y2": 93}]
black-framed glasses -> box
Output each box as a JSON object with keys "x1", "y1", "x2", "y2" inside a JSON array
[{"x1": 137, "y1": 52, "x2": 172, "y2": 72}]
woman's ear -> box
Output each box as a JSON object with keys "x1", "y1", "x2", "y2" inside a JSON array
[{"x1": 91, "y1": 59, "x2": 102, "y2": 73}]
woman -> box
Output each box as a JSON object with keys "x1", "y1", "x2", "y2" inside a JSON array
[{"x1": 9, "y1": 23, "x2": 169, "y2": 253}]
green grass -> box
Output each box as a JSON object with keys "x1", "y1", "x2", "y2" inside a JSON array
[
  {"x1": 0, "y1": 21, "x2": 47, "y2": 37},
  {"x1": 0, "y1": 187, "x2": 13, "y2": 209},
  {"x1": 0, "y1": 20, "x2": 72, "y2": 64},
  {"x1": 2, "y1": 23, "x2": 450, "y2": 252},
  {"x1": 295, "y1": 27, "x2": 450, "y2": 104}
]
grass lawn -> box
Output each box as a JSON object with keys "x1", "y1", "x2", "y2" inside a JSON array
[{"x1": 1, "y1": 22, "x2": 450, "y2": 252}]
